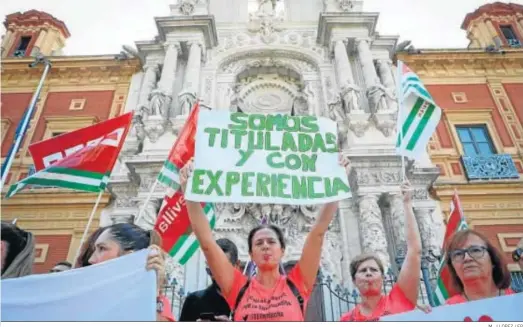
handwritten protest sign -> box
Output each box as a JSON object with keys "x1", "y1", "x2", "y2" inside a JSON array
[
  {"x1": 1, "y1": 250, "x2": 156, "y2": 321},
  {"x1": 185, "y1": 111, "x2": 351, "y2": 205},
  {"x1": 381, "y1": 293, "x2": 523, "y2": 321}
]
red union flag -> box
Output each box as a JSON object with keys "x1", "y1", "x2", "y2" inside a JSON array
[
  {"x1": 154, "y1": 191, "x2": 216, "y2": 265},
  {"x1": 6, "y1": 113, "x2": 133, "y2": 198},
  {"x1": 433, "y1": 190, "x2": 469, "y2": 306}
]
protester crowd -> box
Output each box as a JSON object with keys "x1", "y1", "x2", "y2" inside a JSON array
[{"x1": 1, "y1": 155, "x2": 522, "y2": 321}]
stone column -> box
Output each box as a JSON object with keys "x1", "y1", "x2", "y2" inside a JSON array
[
  {"x1": 413, "y1": 207, "x2": 437, "y2": 255},
  {"x1": 388, "y1": 193, "x2": 407, "y2": 262},
  {"x1": 158, "y1": 42, "x2": 181, "y2": 94},
  {"x1": 334, "y1": 39, "x2": 355, "y2": 88},
  {"x1": 179, "y1": 41, "x2": 203, "y2": 115},
  {"x1": 357, "y1": 38, "x2": 387, "y2": 113},
  {"x1": 356, "y1": 38, "x2": 379, "y2": 87},
  {"x1": 334, "y1": 39, "x2": 361, "y2": 113},
  {"x1": 1, "y1": 29, "x2": 14, "y2": 56},
  {"x1": 376, "y1": 59, "x2": 397, "y2": 110},
  {"x1": 137, "y1": 63, "x2": 160, "y2": 116},
  {"x1": 357, "y1": 193, "x2": 390, "y2": 268}
]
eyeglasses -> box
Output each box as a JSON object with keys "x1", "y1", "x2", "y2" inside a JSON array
[
  {"x1": 450, "y1": 245, "x2": 488, "y2": 262},
  {"x1": 513, "y1": 248, "x2": 523, "y2": 263}
]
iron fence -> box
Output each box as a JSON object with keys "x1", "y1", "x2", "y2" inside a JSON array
[{"x1": 162, "y1": 260, "x2": 440, "y2": 321}]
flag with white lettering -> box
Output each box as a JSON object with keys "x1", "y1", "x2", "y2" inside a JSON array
[
  {"x1": 5, "y1": 113, "x2": 132, "y2": 198},
  {"x1": 153, "y1": 192, "x2": 216, "y2": 265},
  {"x1": 395, "y1": 60, "x2": 442, "y2": 160}
]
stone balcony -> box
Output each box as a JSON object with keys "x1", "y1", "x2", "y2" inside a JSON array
[{"x1": 461, "y1": 154, "x2": 520, "y2": 181}]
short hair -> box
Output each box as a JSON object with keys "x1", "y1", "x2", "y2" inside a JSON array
[
  {"x1": 248, "y1": 224, "x2": 286, "y2": 253},
  {"x1": 446, "y1": 229, "x2": 511, "y2": 293},
  {"x1": 349, "y1": 253, "x2": 385, "y2": 280},
  {"x1": 216, "y1": 238, "x2": 238, "y2": 264},
  {"x1": 54, "y1": 261, "x2": 72, "y2": 268}
]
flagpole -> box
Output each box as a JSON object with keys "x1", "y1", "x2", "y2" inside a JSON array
[
  {"x1": 72, "y1": 190, "x2": 105, "y2": 268},
  {"x1": 1, "y1": 55, "x2": 51, "y2": 189},
  {"x1": 135, "y1": 179, "x2": 160, "y2": 224},
  {"x1": 395, "y1": 60, "x2": 406, "y2": 182}
]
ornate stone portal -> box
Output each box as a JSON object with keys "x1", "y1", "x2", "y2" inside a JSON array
[{"x1": 103, "y1": 0, "x2": 444, "y2": 298}]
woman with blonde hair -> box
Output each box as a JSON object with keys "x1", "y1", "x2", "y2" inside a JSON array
[{"x1": 340, "y1": 181, "x2": 423, "y2": 321}]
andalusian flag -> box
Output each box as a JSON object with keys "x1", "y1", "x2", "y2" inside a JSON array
[
  {"x1": 157, "y1": 102, "x2": 200, "y2": 191},
  {"x1": 433, "y1": 191, "x2": 469, "y2": 306},
  {"x1": 396, "y1": 60, "x2": 441, "y2": 160},
  {"x1": 5, "y1": 113, "x2": 132, "y2": 198}
]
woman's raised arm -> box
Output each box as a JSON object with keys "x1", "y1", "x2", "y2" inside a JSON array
[
  {"x1": 395, "y1": 181, "x2": 423, "y2": 305},
  {"x1": 180, "y1": 161, "x2": 236, "y2": 296}
]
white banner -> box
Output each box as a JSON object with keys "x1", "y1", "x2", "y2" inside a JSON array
[
  {"x1": 1, "y1": 250, "x2": 156, "y2": 321},
  {"x1": 185, "y1": 111, "x2": 352, "y2": 205},
  {"x1": 381, "y1": 293, "x2": 523, "y2": 322}
]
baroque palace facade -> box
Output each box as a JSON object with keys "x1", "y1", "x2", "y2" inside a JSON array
[
  {"x1": 0, "y1": 10, "x2": 141, "y2": 273},
  {"x1": 97, "y1": 0, "x2": 445, "y2": 315},
  {"x1": 397, "y1": 2, "x2": 523, "y2": 284}
]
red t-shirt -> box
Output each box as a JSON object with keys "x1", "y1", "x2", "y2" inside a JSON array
[
  {"x1": 340, "y1": 285, "x2": 415, "y2": 322},
  {"x1": 445, "y1": 288, "x2": 515, "y2": 305},
  {"x1": 225, "y1": 264, "x2": 311, "y2": 322}
]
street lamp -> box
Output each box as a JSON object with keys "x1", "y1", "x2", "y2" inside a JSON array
[{"x1": 0, "y1": 54, "x2": 52, "y2": 189}]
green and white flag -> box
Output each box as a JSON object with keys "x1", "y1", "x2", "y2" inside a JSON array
[{"x1": 396, "y1": 60, "x2": 442, "y2": 160}]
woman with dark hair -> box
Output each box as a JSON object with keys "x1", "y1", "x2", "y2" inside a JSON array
[
  {"x1": 88, "y1": 223, "x2": 175, "y2": 321},
  {"x1": 340, "y1": 181, "x2": 423, "y2": 321},
  {"x1": 444, "y1": 229, "x2": 513, "y2": 304},
  {"x1": 179, "y1": 156, "x2": 351, "y2": 322},
  {"x1": 75, "y1": 226, "x2": 108, "y2": 268}
]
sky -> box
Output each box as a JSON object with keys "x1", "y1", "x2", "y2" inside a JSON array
[{"x1": 1, "y1": 0, "x2": 522, "y2": 56}]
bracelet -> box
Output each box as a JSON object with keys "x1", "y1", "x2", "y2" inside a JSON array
[{"x1": 156, "y1": 297, "x2": 164, "y2": 313}]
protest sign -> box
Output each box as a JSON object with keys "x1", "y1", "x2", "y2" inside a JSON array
[
  {"x1": 184, "y1": 111, "x2": 352, "y2": 205},
  {"x1": 1, "y1": 250, "x2": 156, "y2": 321},
  {"x1": 381, "y1": 293, "x2": 523, "y2": 321}
]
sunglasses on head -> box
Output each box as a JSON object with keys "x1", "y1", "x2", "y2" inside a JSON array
[{"x1": 513, "y1": 248, "x2": 523, "y2": 262}]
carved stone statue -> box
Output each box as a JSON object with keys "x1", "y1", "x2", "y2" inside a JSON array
[
  {"x1": 366, "y1": 85, "x2": 389, "y2": 113},
  {"x1": 340, "y1": 83, "x2": 361, "y2": 114},
  {"x1": 328, "y1": 95, "x2": 349, "y2": 149},
  {"x1": 229, "y1": 83, "x2": 244, "y2": 112},
  {"x1": 149, "y1": 89, "x2": 170, "y2": 118},
  {"x1": 293, "y1": 85, "x2": 309, "y2": 116},
  {"x1": 178, "y1": 91, "x2": 196, "y2": 116}
]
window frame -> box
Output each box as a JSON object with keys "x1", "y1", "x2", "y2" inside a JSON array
[
  {"x1": 455, "y1": 124, "x2": 496, "y2": 157},
  {"x1": 500, "y1": 25, "x2": 519, "y2": 43}
]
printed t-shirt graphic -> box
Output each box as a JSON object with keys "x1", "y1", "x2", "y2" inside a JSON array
[
  {"x1": 445, "y1": 288, "x2": 515, "y2": 305},
  {"x1": 225, "y1": 264, "x2": 311, "y2": 321},
  {"x1": 340, "y1": 284, "x2": 415, "y2": 322}
]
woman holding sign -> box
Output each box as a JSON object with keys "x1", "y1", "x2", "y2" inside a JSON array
[
  {"x1": 88, "y1": 223, "x2": 176, "y2": 322},
  {"x1": 340, "y1": 181, "x2": 423, "y2": 322},
  {"x1": 179, "y1": 156, "x2": 352, "y2": 322}
]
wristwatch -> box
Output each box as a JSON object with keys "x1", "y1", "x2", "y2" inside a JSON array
[{"x1": 156, "y1": 297, "x2": 164, "y2": 313}]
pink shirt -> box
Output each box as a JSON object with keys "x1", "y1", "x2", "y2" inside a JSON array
[
  {"x1": 445, "y1": 288, "x2": 515, "y2": 305},
  {"x1": 225, "y1": 264, "x2": 311, "y2": 322}
]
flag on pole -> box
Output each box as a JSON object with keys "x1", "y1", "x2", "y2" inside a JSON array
[
  {"x1": 5, "y1": 113, "x2": 133, "y2": 198},
  {"x1": 433, "y1": 191, "x2": 469, "y2": 306},
  {"x1": 157, "y1": 102, "x2": 200, "y2": 191},
  {"x1": 395, "y1": 60, "x2": 442, "y2": 161},
  {"x1": 154, "y1": 191, "x2": 217, "y2": 265},
  {"x1": 153, "y1": 102, "x2": 216, "y2": 265}
]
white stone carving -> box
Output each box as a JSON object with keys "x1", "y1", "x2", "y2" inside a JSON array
[
  {"x1": 137, "y1": 63, "x2": 160, "y2": 118},
  {"x1": 357, "y1": 194, "x2": 390, "y2": 268},
  {"x1": 388, "y1": 193, "x2": 407, "y2": 257}
]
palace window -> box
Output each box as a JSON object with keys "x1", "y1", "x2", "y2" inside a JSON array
[
  {"x1": 456, "y1": 125, "x2": 496, "y2": 157},
  {"x1": 13, "y1": 36, "x2": 31, "y2": 57},
  {"x1": 500, "y1": 25, "x2": 521, "y2": 47}
]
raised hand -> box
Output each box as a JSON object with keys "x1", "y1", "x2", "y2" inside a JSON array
[
  {"x1": 179, "y1": 159, "x2": 194, "y2": 193},
  {"x1": 400, "y1": 179, "x2": 413, "y2": 204}
]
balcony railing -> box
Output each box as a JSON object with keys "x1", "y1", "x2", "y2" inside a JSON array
[{"x1": 461, "y1": 154, "x2": 520, "y2": 180}]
